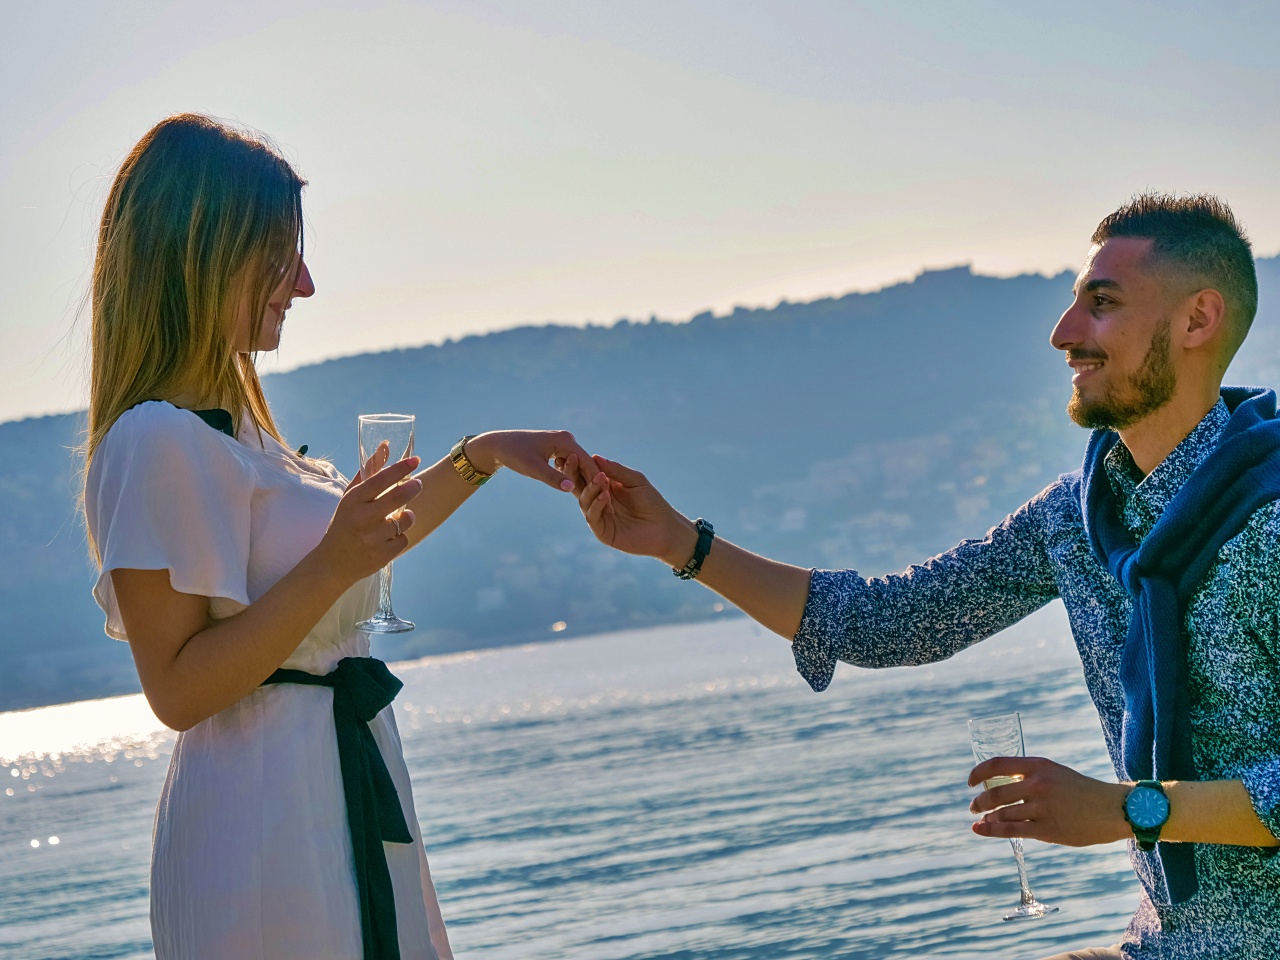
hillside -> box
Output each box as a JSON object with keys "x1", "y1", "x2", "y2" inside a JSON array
[{"x1": 6, "y1": 256, "x2": 1279, "y2": 711}]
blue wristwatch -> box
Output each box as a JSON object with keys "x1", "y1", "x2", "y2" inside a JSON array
[{"x1": 1123, "y1": 780, "x2": 1171, "y2": 852}]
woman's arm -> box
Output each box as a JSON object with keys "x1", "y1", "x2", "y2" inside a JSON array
[
  {"x1": 400, "y1": 430, "x2": 598, "y2": 550},
  {"x1": 113, "y1": 456, "x2": 423, "y2": 731}
]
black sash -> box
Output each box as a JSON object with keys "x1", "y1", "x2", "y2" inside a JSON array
[{"x1": 262, "y1": 657, "x2": 413, "y2": 960}]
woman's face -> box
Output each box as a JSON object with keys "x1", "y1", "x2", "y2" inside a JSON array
[{"x1": 231, "y1": 253, "x2": 315, "y2": 353}]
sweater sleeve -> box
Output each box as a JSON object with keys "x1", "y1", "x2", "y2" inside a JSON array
[{"x1": 791, "y1": 483, "x2": 1063, "y2": 691}]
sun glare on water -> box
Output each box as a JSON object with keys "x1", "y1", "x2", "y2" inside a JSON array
[{"x1": 0, "y1": 694, "x2": 168, "y2": 765}]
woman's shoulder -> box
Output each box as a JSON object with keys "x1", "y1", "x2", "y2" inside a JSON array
[{"x1": 96, "y1": 401, "x2": 249, "y2": 471}]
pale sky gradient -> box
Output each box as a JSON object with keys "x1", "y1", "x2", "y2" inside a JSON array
[{"x1": 4, "y1": 0, "x2": 1278, "y2": 423}]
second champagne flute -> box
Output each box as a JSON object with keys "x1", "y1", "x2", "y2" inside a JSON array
[
  {"x1": 968, "y1": 712, "x2": 1059, "y2": 921},
  {"x1": 356, "y1": 413, "x2": 416, "y2": 634}
]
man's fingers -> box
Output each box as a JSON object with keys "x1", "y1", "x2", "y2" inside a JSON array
[
  {"x1": 970, "y1": 781, "x2": 1028, "y2": 814},
  {"x1": 592, "y1": 455, "x2": 646, "y2": 486},
  {"x1": 585, "y1": 485, "x2": 610, "y2": 525},
  {"x1": 967, "y1": 757, "x2": 1027, "y2": 787},
  {"x1": 972, "y1": 818, "x2": 1039, "y2": 840},
  {"x1": 978, "y1": 798, "x2": 1041, "y2": 823},
  {"x1": 578, "y1": 472, "x2": 606, "y2": 513}
]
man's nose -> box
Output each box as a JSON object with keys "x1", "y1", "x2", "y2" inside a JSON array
[{"x1": 1050, "y1": 301, "x2": 1086, "y2": 352}]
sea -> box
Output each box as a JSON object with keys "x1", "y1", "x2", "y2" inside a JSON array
[{"x1": 0, "y1": 604, "x2": 1140, "y2": 959}]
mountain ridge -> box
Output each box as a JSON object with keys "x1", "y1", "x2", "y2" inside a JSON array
[{"x1": 7, "y1": 256, "x2": 1277, "y2": 712}]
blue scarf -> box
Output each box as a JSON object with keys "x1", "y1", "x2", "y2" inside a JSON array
[{"x1": 1080, "y1": 386, "x2": 1280, "y2": 904}]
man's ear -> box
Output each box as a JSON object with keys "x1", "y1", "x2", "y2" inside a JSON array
[{"x1": 1181, "y1": 288, "x2": 1227, "y2": 350}]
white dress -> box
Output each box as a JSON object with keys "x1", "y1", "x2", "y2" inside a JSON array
[{"x1": 85, "y1": 401, "x2": 453, "y2": 960}]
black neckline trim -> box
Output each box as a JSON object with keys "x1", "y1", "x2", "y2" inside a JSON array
[{"x1": 190, "y1": 408, "x2": 236, "y2": 438}]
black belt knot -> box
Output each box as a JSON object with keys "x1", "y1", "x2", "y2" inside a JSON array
[{"x1": 263, "y1": 656, "x2": 412, "y2": 960}]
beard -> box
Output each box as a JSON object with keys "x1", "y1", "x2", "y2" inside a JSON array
[{"x1": 1066, "y1": 318, "x2": 1177, "y2": 430}]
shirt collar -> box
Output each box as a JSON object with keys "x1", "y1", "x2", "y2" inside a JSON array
[{"x1": 1103, "y1": 399, "x2": 1231, "y2": 538}]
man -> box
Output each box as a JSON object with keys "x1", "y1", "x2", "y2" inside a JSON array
[{"x1": 564, "y1": 194, "x2": 1280, "y2": 958}]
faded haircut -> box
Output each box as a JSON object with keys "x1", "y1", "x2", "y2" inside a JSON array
[{"x1": 1093, "y1": 192, "x2": 1257, "y2": 350}]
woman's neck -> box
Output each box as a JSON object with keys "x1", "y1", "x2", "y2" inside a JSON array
[{"x1": 164, "y1": 390, "x2": 224, "y2": 411}]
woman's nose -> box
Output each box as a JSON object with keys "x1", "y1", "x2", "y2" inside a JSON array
[{"x1": 294, "y1": 259, "x2": 316, "y2": 299}]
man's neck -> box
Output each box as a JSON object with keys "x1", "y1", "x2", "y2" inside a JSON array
[{"x1": 1118, "y1": 387, "x2": 1221, "y2": 476}]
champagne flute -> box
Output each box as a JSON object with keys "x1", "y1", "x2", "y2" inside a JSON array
[
  {"x1": 356, "y1": 413, "x2": 416, "y2": 634},
  {"x1": 968, "y1": 712, "x2": 1058, "y2": 921}
]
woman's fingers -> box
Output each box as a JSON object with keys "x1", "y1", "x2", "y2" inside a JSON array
[
  {"x1": 358, "y1": 440, "x2": 391, "y2": 482},
  {"x1": 388, "y1": 509, "x2": 416, "y2": 540},
  {"x1": 563, "y1": 441, "x2": 600, "y2": 485},
  {"x1": 535, "y1": 434, "x2": 596, "y2": 491},
  {"x1": 372, "y1": 474, "x2": 423, "y2": 515},
  {"x1": 562, "y1": 452, "x2": 593, "y2": 494},
  {"x1": 352, "y1": 455, "x2": 421, "y2": 501}
]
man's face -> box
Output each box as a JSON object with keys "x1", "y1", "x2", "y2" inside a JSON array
[{"x1": 1050, "y1": 237, "x2": 1178, "y2": 431}]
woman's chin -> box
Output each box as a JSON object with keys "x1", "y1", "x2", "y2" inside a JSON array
[{"x1": 246, "y1": 333, "x2": 282, "y2": 353}]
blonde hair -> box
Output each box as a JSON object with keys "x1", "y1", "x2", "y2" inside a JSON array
[{"x1": 84, "y1": 113, "x2": 306, "y2": 562}]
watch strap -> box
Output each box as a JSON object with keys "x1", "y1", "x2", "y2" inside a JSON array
[
  {"x1": 673, "y1": 518, "x2": 715, "y2": 580},
  {"x1": 1124, "y1": 779, "x2": 1169, "y2": 852},
  {"x1": 449, "y1": 435, "x2": 493, "y2": 486}
]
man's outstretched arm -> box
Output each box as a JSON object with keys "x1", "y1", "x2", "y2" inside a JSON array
[
  {"x1": 568, "y1": 453, "x2": 811, "y2": 637},
  {"x1": 566, "y1": 453, "x2": 1060, "y2": 675}
]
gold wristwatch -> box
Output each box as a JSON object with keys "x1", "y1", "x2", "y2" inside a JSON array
[{"x1": 449, "y1": 435, "x2": 493, "y2": 486}]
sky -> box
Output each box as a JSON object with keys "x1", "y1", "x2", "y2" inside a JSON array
[{"x1": 3, "y1": 0, "x2": 1278, "y2": 424}]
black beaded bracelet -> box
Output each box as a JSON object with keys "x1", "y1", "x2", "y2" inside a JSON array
[{"x1": 673, "y1": 518, "x2": 715, "y2": 580}]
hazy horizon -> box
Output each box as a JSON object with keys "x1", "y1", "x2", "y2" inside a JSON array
[{"x1": 6, "y1": 0, "x2": 1279, "y2": 425}]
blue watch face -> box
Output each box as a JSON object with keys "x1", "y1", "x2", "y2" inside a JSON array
[{"x1": 1126, "y1": 786, "x2": 1170, "y2": 829}]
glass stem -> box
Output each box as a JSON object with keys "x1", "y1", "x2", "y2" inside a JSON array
[
  {"x1": 377, "y1": 562, "x2": 396, "y2": 618},
  {"x1": 1009, "y1": 837, "x2": 1036, "y2": 905}
]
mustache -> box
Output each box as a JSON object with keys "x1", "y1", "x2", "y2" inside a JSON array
[{"x1": 1066, "y1": 349, "x2": 1107, "y2": 363}]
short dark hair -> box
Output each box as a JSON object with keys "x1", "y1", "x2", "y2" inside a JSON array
[{"x1": 1092, "y1": 192, "x2": 1258, "y2": 344}]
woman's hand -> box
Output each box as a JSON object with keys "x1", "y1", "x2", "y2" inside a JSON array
[
  {"x1": 572, "y1": 454, "x2": 696, "y2": 564},
  {"x1": 313, "y1": 449, "x2": 422, "y2": 587},
  {"x1": 463, "y1": 430, "x2": 599, "y2": 492}
]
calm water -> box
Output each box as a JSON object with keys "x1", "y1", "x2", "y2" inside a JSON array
[{"x1": 0, "y1": 605, "x2": 1139, "y2": 959}]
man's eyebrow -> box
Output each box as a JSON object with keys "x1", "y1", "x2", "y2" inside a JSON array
[{"x1": 1072, "y1": 278, "x2": 1123, "y2": 296}]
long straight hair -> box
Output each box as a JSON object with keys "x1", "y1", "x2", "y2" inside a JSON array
[{"x1": 84, "y1": 113, "x2": 306, "y2": 562}]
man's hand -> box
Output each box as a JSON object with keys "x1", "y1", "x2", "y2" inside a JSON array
[
  {"x1": 968, "y1": 757, "x2": 1130, "y2": 847},
  {"x1": 568, "y1": 454, "x2": 697, "y2": 565}
]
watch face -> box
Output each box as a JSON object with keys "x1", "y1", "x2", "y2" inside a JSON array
[{"x1": 1126, "y1": 786, "x2": 1170, "y2": 829}]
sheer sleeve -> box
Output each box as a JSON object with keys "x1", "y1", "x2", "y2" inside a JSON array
[{"x1": 85, "y1": 402, "x2": 256, "y2": 641}]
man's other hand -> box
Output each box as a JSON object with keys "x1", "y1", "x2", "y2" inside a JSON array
[{"x1": 968, "y1": 756, "x2": 1130, "y2": 847}]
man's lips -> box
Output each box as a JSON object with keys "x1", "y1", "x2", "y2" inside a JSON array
[{"x1": 1068, "y1": 358, "x2": 1104, "y2": 385}]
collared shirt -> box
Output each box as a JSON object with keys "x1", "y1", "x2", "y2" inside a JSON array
[{"x1": 793, "y1": 400, "x2": 1280, "y2": 957}]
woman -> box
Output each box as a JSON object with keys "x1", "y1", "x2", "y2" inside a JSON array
[{"x1": 82, "y1": 113, "x2": 595, "y2": 960}]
